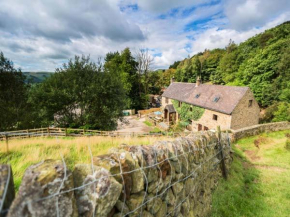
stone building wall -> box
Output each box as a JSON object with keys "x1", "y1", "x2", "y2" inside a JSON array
[
  {"x1": 162, "y1": 89, "x2": 260, "y2": 131},
  {"x1": 230, "y1": 89, "x2": 260, "y2": 130},
  {"x1": 161, "y1": 97, "x2": 173, "y2": 109},
  {"x1": 192, "y1": 109, "x2": 232, "y2": 131},
  {"x1": 2, "y1": 132, "x2": 232, "y2": 217}
]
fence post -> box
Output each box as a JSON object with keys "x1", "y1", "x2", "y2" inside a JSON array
[
  {"x1": 217, "y1": 126, "x2": 227, "y2": 179},
  {"x1": 27, "y1": 129, "x2": 30, "y2": 138},
  {"x1": 83, "y1": 129, "x2": 85, "y2": 136},
  {"x1": 65, "y1": 128, "x2": 68, "y2": 137},
  {"x1": 5, "y1": 134, "x2": 9, "y2": 153},
  {"x1": 47, "y1": 127, "x2": 50, "y2": 137}
]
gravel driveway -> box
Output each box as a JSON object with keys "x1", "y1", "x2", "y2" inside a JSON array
[{"x1": 116, "y1": 116, "x2": 153, "y2": 133}]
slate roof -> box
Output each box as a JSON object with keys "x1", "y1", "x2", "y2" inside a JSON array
[
  {"x1": 162, "y1": 82, "x2": 249, "y2": 115},
  {"x1": 164, "y1": 104, "x2": 176, "y2": 113}
]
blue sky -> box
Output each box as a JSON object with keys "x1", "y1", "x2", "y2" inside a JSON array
[{"x1": 0, "y1": 0, "x2": 290, "y2": 71}]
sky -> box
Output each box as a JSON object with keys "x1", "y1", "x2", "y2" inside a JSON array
[{"x1": 0, "y1": 0, "x2": 290, "y2": 72}]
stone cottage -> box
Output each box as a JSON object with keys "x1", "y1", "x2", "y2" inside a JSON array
[{"x1": 161, "y1": 78, "x2": 260, "y2": 131}]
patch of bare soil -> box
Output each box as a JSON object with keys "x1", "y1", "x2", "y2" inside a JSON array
[
  {"x1": 254, "y1": 165, "x2": 288, "y2": 173},
  {"x1": 244, "y1": 150, "x2": 261, "y2": 162},
  {"x1": 116, "y1": 116, "x2": 152, "y2": 133},
  {"x1": 242, "y1": 160, "x2": 252, "y2": 169}
]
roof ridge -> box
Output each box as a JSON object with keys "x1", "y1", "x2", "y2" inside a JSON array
[{"x1": 162, "y1": 82, "x2": 250, "y2": 114}]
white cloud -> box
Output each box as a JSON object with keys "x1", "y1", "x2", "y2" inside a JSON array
[
  {"x1": 188, "y1": 12, "x2": 290, "y2": 55},
  {"x1": 225, "y1": 0, "x2": 290, "y2": 30},
  {"x1": 0, "y1": 0, "x2": 289, "y2": 71}
]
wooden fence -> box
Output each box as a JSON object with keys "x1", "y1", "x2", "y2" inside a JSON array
[{"x1": 0, "y1": 128, "x2": 191, "y2": 152}]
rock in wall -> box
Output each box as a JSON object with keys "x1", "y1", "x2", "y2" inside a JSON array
[
  {"x1": 7, "y1": 160, "x2": 78, "y2": 217},
  {"x1": 6, "y1": 132, "x2": 232, "y2": 217}
]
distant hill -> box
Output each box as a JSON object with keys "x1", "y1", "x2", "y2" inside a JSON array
[{"x1": 23, "y1": 72, "x2": 53, "y2": 83}]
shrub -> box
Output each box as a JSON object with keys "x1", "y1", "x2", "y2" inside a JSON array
[
  {"x1": 150, "y1": 127, "x2": 162, "y2": 133},
  {"x1": 273, "y1": 102, "x2": 290, "y2": 122}
]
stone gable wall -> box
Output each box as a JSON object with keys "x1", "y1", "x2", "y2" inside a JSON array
[
  {"x1": 1, "y1": 132, "x2": 232, "y2": 217},
  {"x1": 230, "y1": 89, "x2": 260, "y2": 130}
]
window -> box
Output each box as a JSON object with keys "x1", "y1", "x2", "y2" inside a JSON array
[
  {"x1": 213, "y1": 97, "x2": 220, "y2": 103},
  {"x1": 248, "y1": 100, "x2": 253, "y2": 107},
  {"x1": 195, "y1": 94, "x2": 200, "y2": 98},
  {"x1": 178, "y1": 101, "x2": 182, "y2": 107},
  {"x1": 190, "y1": 107, "x2": 193, "y2": 112},
  {"x1": 213, "y1": 114, "x2": 218, "y2": 121},
  {"x1": 165, "y1": 97, "x2": 169, "y2": 103}
]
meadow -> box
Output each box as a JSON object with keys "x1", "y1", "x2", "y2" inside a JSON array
[
  {"x1": 211, "y1": 130, "x2": 290, "y2": 217},
  {"x1": 0, "y1": 136, "x2": 171, "y2": 190}
]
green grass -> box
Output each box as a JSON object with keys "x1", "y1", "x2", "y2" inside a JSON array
[
  {"x1": 0, "y1": 136, "x2": 169, "y2": 191},
  {"x1": 150, "y1": 127, "x2": 162, "y2": 133},
  {"x1": 143, "y1": 120, "x2": 153, "y2": 127},
  {"x1": 211, "y1": 130, "x2": 290, "y2": 217}
]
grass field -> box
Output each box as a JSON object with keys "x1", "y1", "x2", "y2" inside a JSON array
[
  {"x1": 211, "y1": 130, "x2": 290, "y2": 217},
  {"x1": 0, "y1": 136, "x2": 170, "y2": 191}
]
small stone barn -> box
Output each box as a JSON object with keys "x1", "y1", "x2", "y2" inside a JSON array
[{"x1": 161, "y1": 78, "x2": 260, "y2": 131}]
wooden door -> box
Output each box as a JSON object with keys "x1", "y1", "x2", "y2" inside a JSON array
[{"x1": 198, "y1": 124, "x2": 202, "y2": 131}]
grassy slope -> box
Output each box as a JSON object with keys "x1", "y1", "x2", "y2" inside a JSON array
[
  {"x1": 211, "y1": 130, "x2": 290, "y2": 217},
  {"x1": 0, "y1": 136, "x2": 170, "y2": 191}
]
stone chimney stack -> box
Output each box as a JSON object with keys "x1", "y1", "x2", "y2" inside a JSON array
[
  {"x1": 171, "y1": 77, "x2": 176, "y2": 83},
  {"x1": 196, "y1": 76, "x2": 201, "y2": 87}
]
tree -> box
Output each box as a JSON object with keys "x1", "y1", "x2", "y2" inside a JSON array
[
  {"x1": 273, "y1": 102, "x2": 290, "y2": 122},
  {"x1": 135, "y1": 48, "x2": 154, "y2": 95},
  {"x1": 169, "y1": 61, "x2": 181, "y2": 69},
  {"x1": 0, "y1": 52, "x2": 29, "y2": 131},
  {"x1": 104, "y1": 48, "x2": 147, "y2": 110},
  {"x1": 30, "y1": 55, "x2": 126, "y2": 130}
]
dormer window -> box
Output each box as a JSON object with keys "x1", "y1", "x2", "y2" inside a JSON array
[
  {"x1": 213, "y1": 97, "x2": 220, "y2": 103},
  {"x1": 195, "y1": 94, "x2": 200, "y2": 98}
]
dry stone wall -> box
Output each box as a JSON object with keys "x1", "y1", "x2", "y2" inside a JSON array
[
  {"x1": 1, "y1": 132, "x2": 232, "y2": 217},
  {"x1": 231, "y1": 121, "x2": 290, "y2": 141}
]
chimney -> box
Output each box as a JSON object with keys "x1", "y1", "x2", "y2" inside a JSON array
[
  {"x1": 196, "y1": 76, "x2": 201, "y2": 87},
  {"x1": 171, "y1": 77, "x2": 176, "y2": 83}
]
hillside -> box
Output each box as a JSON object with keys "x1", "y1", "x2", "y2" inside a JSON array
[
  {"x1": 166, "y1": 21, "x2": 290, "y2": 122},
  {"x1": 211, "y1": 130, "x2": 290, "y2": 217},
  {"x1": 23, "y1": 71, "x2": 53, "y2": 83}
]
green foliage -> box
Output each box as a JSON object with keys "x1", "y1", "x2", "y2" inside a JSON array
[
  {"x1": 0, "y1": 52, "x2": 31, "y2": 131},
  {"x1": 272, "y1": 102, "x2": 290, "y2": 122},
  {"x1": 29, "y1": 55, "x2": 126, "y2": 130},
  {"x1": 172, "y1": 21, "x2": 290, "y2": 111},
  {"x1": 172, "y1": 100, "x2": 205, "y2": 122},
  {"x1": 104, "y1": 48, "x2": 147, "y2": 110},
  {"x1": 169, "y1": 61, "x2": 181, "y2": 69},
  {"x1": 170, "y1": 121, "x2": 187, "y2": 132}
]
